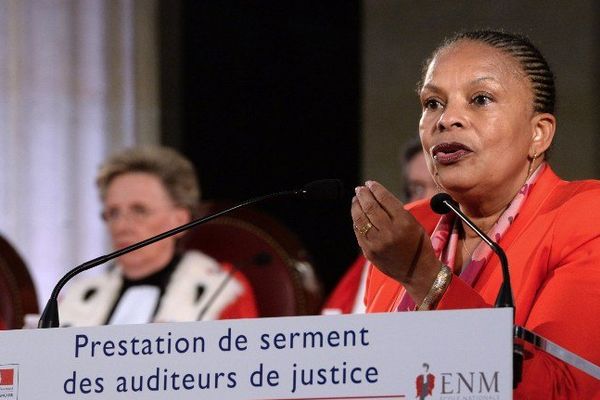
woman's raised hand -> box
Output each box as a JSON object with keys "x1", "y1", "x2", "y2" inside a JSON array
[{"x1": 351, "y1": 181, "x2": 440, "y2": 303}]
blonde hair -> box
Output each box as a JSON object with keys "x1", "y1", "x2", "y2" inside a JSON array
[{"x1": 96, "y1": 146, "x2": 200, "y2": 216}]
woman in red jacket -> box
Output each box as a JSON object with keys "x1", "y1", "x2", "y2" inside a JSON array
[{"x1": 351, "y1": 30, "x2": 600, "y2": 398}]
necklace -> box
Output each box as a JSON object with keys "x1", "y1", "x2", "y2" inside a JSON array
[{"x1": 461, "y1": 237, "x2": 481, "y2": 261}]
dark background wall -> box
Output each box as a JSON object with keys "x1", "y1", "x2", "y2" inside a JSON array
[{"x1": 160, "y1": 0, "x2": 362, "y2": 296}]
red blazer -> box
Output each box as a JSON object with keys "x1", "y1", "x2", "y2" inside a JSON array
[
  {"x1": 321, "y1": 254, "x2": 367, "y2": 314},
  {"x1": 365, "y1": 166, "x2": 600, "y2": 399}
]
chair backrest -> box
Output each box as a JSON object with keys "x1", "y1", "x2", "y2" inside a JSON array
[
  {"x1": 180, "y1": 202, "x2": 323, "y2": 317},
  {"x1": 0, "y1": 235, "x2": 39, "y2": 329}
]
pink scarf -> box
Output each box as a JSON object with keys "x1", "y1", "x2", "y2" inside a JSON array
[{"x1": 397, "y1": 163, "x2": 545, "y2": 311}]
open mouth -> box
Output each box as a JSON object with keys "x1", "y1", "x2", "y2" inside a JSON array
[{"x1": 431, "y1": 142, "x2": 473, "y2": 165}]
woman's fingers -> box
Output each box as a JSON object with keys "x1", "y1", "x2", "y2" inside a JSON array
[
  {"x1": 351, "y1": 181, "x2": 430, "y2": 275},
  {"x1": 351, "y1": 195, "x2": 378, "y2": 241},
  {"x1": 364, "y1": 180, "x2": 406, "y2": 220},
  {"x1": 353, "y1": 183, "x2": 396, "y2": 232},
  {"x1": 351, "y1": 180, "x2": 409, "y2": 252}
]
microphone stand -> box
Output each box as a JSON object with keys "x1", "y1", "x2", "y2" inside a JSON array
[
  {"x1": 430, "y1": 193, "x2": 523, "y2": 388},
  {"x1": 431, "y1": 194, "x2": 513, "y2": 308}
]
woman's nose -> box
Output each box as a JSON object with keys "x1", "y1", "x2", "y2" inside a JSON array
[
  {"x1": 108, "y1": 214, "x2": 132, "y2": 234},
  {"x1": 437, "y1": 103, "x2": 465, "y2": 131}
]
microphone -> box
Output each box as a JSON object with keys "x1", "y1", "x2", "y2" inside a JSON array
[
  {"x1": 38, "y1": 179, "x2": 343, "y2": 328},
  {"x1": 430, "y1": 193, "x2": 513, "y2": 309},
  {"x1": 430, "y1": 192, "x2": 522, "y2": 388}
]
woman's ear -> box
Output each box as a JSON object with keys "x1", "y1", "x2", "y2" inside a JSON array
[
  {"x1": 529, "y1": 113, "x2": 556, "y2": 157},
  {"x1": 172, "y1": 207, "x2": 192, "y2": 239}
]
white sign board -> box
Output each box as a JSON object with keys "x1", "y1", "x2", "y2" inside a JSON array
[{"x1": 0, "y1": 308, "x2": 512, "y2": 399}]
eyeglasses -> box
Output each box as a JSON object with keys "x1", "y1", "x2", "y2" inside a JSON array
[{"x1": 101, "y1": 204, "x2": 171, "y2": 224}]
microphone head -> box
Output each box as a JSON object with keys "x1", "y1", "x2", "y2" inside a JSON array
[
  {"x1": 430, "y1": 192, "x2": 455, "y2": 215},
  {"x1": 296, "y1": 179, "x2": 344, "y2": 201}
]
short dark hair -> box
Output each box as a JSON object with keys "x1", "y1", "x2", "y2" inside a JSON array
[{"x1": 419, "y1": 29, "x2": 556, "y2": 115}]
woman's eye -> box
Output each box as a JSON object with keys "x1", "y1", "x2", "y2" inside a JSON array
[
  {"x1": 472, "y1": 94, "x2": 492, "y2": 106},
  {"x1": 131, "y1": 204, "x2": 151, "y2": 217},
  {"x1": 423, "y1": 99, "x2": 443, "y2": 110}
]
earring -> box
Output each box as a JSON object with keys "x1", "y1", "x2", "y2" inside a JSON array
[{"x1": 527, "y1": 153, "x2": 538, "y2": 176}]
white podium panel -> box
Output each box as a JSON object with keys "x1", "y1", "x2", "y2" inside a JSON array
[{"x1": 0, "y1": 309, "x2": 512, "y2": 399}]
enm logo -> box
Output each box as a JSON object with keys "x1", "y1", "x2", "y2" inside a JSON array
[{"x1": 440, "y1": 371, "x2": 499, "y2": 395}]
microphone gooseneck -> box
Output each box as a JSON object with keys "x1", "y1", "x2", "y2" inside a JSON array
[
  {"x1": 429, "y1": 193, "x2": 514, "y2": 309},
  {"x1": 430, "y1": 192, "x2": 522, "y2": 388},
  {"x1": 38, "y1": 179, "x2": 343, "y2": 329}
]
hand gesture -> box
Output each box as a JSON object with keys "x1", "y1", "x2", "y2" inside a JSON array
[{"x1": 351, "y1": 181, "x2": 440, "y2": 303}]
